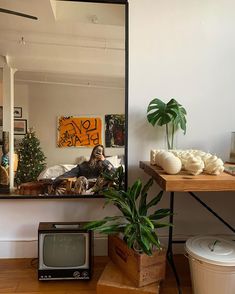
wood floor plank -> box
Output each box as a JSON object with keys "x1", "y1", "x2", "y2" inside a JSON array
[
  {"x1": 66, "y1": 291, "x2": 96, "y2": 294},
  {"x1": 0, "y1": 255, "x2": 192, "y2": 294},
  {"x1": 5, "y1": 292, "x2": 66, "y2": 294},
  {"x1": 0, "y1": 281, "x2": 19, "y2": 293},
  {"x1": 7, "y1": 292, "x2": 96, "y2": 294},
  {"x1": 160, "y1": 255, "x2": 192, "y2": 294}
]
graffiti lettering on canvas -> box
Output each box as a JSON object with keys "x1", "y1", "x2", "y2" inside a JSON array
[{"x1": 57, "y1": 116, "x2": 102, "y2": 147}]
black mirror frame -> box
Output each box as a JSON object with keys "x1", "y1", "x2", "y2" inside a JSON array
[{"x1": 0, "y1": 0, "x2": 128, "y2": 199}]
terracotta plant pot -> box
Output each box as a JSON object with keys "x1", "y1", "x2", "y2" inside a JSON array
[{"x1": 108, "y1": 235, "x2": 166, "y2": 287}]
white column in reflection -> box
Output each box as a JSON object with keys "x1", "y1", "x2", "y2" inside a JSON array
[{"x1": 3, "y1": 64, "x2": 17, "y2": 192}]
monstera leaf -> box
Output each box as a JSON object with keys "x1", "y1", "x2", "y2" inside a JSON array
[
  {"x1": 147, "y1": 98, "x2": 187, "y2": 149},
  {"x1": 166, "y1": 99, "x2": 187, "y2": 134}
]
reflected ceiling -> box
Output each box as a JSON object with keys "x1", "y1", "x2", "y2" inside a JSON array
[{"x1": 0, "y1": 0, "x2": 125, "y2": 81}]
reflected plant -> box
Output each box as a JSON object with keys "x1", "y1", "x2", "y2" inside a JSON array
[{"x1": 92, "y1": 165, "x2": 125, "y2": 193}]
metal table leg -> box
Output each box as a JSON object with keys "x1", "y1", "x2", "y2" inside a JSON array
[
  {"x1": 188, "y1": 192, "x2": 235, "y2": 233},
  {"x1": 167, "y1": 191, "x2": 182, "y2": 294}
]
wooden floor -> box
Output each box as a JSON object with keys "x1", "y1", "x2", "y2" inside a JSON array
[{"x1": 0, "y1": 255, "x2": 192, "y2": 294}]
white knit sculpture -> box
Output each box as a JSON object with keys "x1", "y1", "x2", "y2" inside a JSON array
[
  {"x1": 150, "y1": 149, "x2": 224, "y2": 176},
  {"x1": 184, "y1": 155, "x2": 205, "y2": 176},
  {"x1": 203, "y1": 155, "x2": 224, "y2": 175}
]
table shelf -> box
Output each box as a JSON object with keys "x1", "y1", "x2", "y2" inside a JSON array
[{"x1": 140, "y1": 161, "x2": 235, "y2": 192}]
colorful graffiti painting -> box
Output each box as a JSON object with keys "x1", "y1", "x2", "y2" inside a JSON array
[{"x1": 57, "y1": 116, "x2": 102, "y2": 147}]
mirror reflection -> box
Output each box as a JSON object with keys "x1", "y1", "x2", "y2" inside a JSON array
[{"x1": 0, "y1": 0, "x2": 126, "y2": 197}]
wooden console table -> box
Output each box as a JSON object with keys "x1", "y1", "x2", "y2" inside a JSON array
[{"x1": 139, "y1": 161, "x2": 235, "y2": 294}]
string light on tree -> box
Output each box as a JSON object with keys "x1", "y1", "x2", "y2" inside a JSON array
[{"x1": 15, "y1": 129, "x2": 46, "y2": 185}]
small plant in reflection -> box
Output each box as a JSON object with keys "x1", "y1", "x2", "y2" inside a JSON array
[{"x1": 92, "y1": 165, "x2": 125, "y2": 193}]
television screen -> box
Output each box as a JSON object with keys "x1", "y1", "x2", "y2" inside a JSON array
[
  {"x1": 38, "y1": 222, "x2": 92, "y2": 280},
  {"x1": 43, "y1": 233, "x2": 86, "y2": 267}
]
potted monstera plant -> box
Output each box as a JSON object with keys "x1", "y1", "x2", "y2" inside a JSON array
[
  {"x1": 147, "y1": 98, "x2": 187, "y2": 149},
  {"x1": 84, "y1": 177, "x2": 171, "y2": 287}
]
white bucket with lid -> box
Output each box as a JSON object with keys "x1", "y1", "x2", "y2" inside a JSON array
[{"x1": 185, "y1": 236, "x2": 235, "y2": 294}]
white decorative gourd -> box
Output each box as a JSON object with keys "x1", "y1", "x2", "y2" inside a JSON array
[
  {"x1": 158, "y1": 151, "x2": 175, "y2": 167},
  {"x1": 162, "y1": 156, "x2": 182, "y2": 174}
]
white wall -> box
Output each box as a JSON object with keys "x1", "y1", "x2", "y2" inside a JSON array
[
  {"x1": 128, "y1": 0, "x2": 235, "y2": 240},
  {"x1": 0, "y1": 0, "x2": 235, "y2": 258},
  {"x1": 0, "y1": 199, "x2": 119, "y2": 257},
  {"x1": 28, "y1": 82, "x2": 124, "y2": 166},
  {"x1": 14, "y1": 84, "x2": 29, "y2": 122}
]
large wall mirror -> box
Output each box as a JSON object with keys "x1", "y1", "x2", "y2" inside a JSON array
[{"x1": 0, "y1": 0, "x2": 128, "y2": 198}]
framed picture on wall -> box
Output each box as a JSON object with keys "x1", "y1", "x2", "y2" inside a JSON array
[
  {"x1": 14, "y1": 119, "x2": 27, "y2": 135},
  {"x1": 14, "y1": 107, "x2": 22, "y2": 118}
]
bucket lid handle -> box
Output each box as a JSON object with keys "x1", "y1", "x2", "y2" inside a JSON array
[{"x1": 208, "y1": 239, "x2": 220, "y2": 252}]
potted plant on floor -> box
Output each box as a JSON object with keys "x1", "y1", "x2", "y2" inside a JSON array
[
  {"x1": 147, "y1": 98, "x2": 187, "y2": 149},
  {"x1": 84, "y1": 177, "x2": 171, "y2": 287}
]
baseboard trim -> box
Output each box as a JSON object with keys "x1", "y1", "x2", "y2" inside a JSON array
[
  {"x1": 0, "y1": 234, "x2": 233, "y2": 258},
  {"x1": 0, "y1": 235, "x2": 108, "y2": 258},
  {"x1": 0, "y1": 240, "x2": 37, "y2": 258}
]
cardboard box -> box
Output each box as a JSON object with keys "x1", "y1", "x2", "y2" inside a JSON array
[{"x1": 97, "y1": 261, "x2": 160, "y2": 294}]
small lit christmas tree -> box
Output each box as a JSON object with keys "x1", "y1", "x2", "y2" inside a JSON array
[{"x1": 15, "y1": 130, "x2": 46, "y2": 185}]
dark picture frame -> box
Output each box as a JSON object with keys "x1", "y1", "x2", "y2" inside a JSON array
[
  {"x1": 14, "y1": 119, "x2": 27, "y2": 135},
  {"x1": 105, "y1": 114, "x2": 125, "y2": 148},
  {"x1": 14, "y1": 107, "x2": 22, "y2": 118}
]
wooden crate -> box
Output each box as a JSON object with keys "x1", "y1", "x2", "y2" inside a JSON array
[
  {"x1": 97, "y1": 261, "x2": 160, "y2": 294},
  {"x1": 108, "y1": 235, "x2": 166, "y2": 287}
]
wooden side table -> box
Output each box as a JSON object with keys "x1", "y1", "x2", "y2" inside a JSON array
[{"x1": 139, "y1": 161, "x2": 235, "y2": 294}]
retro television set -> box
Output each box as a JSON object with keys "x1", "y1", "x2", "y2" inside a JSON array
[{"x1": 38, "y1": 222, "x2": 93, "y2": 280}]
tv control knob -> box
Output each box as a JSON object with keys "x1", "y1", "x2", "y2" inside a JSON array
[
  {"x1": 73, "y1": 271, "x2": 80, "y2": 278},
  {"x1": 82, "y1": 271, "x2": 88, "y2": 277}
]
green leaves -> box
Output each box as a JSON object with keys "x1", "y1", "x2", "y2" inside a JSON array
[
  {"x1": 146, "y1": 191, "x2": 164, "y2": 210},
  {"x1": 167, "y1": 98, "x2": 187, "y2": 134},
  {"x1": 139, "y1": 178, "x2": 153, "y2": 215},
  {"x1": 147, "y1": 98, "x2": 172, "y2": 126},
  {"x1": 99, "y1": 165, "x2": 125, "y2": 192},
  {"x1": 84, "y1": 177, "x2": 171, "y2": 255},
  {"x1": 83, "y1": 216, "x2": 127, "y2": 235},
  {"x1": 149, "y1": 208, "x2": 172, "y2": 220},
  {"x1": 147, "y1": 98, "x2": 187, "y2": 149},
  {"x1": 130, "y1": 179, "x2": 142, "y2": 201}
]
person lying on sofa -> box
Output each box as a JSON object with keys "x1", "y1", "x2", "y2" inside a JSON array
[{"x1": 52, "y1": 144, "x2": 115, "y2": 192}]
